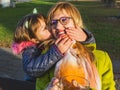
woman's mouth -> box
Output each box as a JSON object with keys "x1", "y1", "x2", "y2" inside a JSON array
[
  {"x1": 59, "y1": 31, "x2": 65, "y2": 35},
  {"x1": 58, "y1": 31, "x2": 65, "y2": 38}
]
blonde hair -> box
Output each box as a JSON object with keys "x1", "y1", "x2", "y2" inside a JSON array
[
  {"x1": 47, "y1": 1, "x2": 84, "y2": 28},
  {"x1": 14, "y1": 13, "x2": 46, "y2": 43}
]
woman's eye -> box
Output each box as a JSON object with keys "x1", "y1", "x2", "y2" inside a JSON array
[
  {"x1": 51, "y1": 20, "x2": 57, "y2": 25},
  {"x1": 61, "y1": 18, "x2": 67, "y2": 22},
  {"x1": 61, "y1": 17, "x2": 68, "y2": 25}
]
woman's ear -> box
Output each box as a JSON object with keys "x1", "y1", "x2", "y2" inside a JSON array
[{"x1": 31, "y1": 38, "x2": 39, "y2": 43}]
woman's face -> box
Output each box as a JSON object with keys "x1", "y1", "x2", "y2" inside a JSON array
[
  {"x1": 50, "y1": 10, "x2": 75, "y2": 39},
  {"x1": 36, "y1": 19, "x2": 51, "y2": 41}
]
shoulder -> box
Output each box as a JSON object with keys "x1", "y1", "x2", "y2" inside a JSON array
[
  {"x1": 22, "y1": 46, "x2": 42, "y2": 57},
  {"x1": 23, "y1": 46, "x2": 37, "y2": 53}
]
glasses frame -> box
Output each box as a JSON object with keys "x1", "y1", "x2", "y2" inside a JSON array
[{"x1": 50, "y1": 17, "x2": 72, "y2": 26}]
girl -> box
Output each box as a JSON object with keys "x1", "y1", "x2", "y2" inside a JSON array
[{"x1": 12, "y1": 13, "x2": 52, "y2": 82}]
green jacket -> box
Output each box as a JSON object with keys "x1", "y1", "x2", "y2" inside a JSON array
[
  {"x1": 36, "y1": 44, "x2": 116, "y2": 90},
  {"x1": 93, "y1": 50, "x2": 116, "y2": 90}
]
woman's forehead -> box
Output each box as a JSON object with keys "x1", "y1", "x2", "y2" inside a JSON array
[{"x1": 53, "y1": 9, "x2": 70, "y2": 19}]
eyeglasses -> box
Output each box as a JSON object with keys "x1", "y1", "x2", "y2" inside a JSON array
[{"x1": 50, "y1": 17, "x2": 72, "y2": 26}]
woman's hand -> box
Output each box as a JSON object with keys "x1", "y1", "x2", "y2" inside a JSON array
[{"x1": 65, "y1": 26, "x2": 87, "y2": 42}]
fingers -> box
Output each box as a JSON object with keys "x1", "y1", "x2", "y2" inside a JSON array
[
  {"x1": 52, "y1": 78, "x2": 59, "y2": 86},
  {"x1": 55, "y1": 36, "x2": 72, "y2": 54},
  {"x1": 55, "y1": 36, "x2": 62, "y2": 45},
  {"x1": 60, "y1": 37, "x2": 70, "y2": 45},
  {"x1": 65, "y1": 27, "x2": 87, "y2": 42},
  {"x1": 72, "y1": 80, "x2": 87, "y2": 89},
  {"x1": 65, "y1": 28, "x2": 77, "y2": 40},
  {"x1": 46, "y1": 77, "x2": 63, "y2": 90},
  {"x1": 55, "y1": 36, "x2": 71, "y2": 46},
  {"x1": 55, "y1": 34, "x2": 68, "y2": 45}
]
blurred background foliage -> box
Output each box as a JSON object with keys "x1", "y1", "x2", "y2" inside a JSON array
[{"x1": 0, "y1": 0, "x2": 120, "y2": 60}]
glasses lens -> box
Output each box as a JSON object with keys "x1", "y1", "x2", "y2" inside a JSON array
[
  {"x1": 60, "y1": 17, "x2": 70, "y2": 25},
  {"x1": 51, "y1": 20, "x2": 58, "y2": 25}
]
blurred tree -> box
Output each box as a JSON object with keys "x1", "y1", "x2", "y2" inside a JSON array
[
  {"x1": 101, "y1": 0, "x2": 116, "y2": 7},
  {"x1": 10, "y1": 0, "x2": 16, "y2": 8}
]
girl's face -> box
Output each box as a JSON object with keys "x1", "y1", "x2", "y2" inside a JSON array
[
  {"x1": 50, "y1": 10, "x2": 75, "y2": 39},
  {"x1": 36, "y1": 19, "x2": 51, "y2": 41}
]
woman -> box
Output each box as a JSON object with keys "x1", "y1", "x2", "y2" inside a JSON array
[{"x1": 46, "y1": 1, "x2": 116, "y2": 90}]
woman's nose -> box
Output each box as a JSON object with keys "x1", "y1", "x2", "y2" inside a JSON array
[{"x1": 56, "y1": 21, "x2": 65, "y2": 31}]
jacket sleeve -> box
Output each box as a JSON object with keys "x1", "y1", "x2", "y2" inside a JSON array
[
  {"x1": 94, "y1": 50, "x2": 116, "y2": 90},
  {"x1": 101, "y1": 52, "x2": 116, "y2": 90},
  {"x1": 22, "y1": 44, "x2": 63, "y2": 77}
]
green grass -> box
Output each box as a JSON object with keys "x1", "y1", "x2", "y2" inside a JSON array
[
  {"x1": 0, "y1": 0, "x2": 54, "y2": 47},
  {"x1": 0, "y1": 0, "x2": 120, "y2": 60}
]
